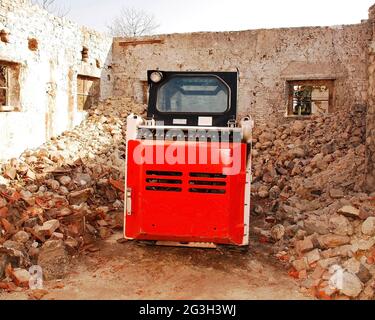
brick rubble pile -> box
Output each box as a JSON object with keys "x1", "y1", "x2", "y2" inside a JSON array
[
  {"x1": 251, "y1": 105, "x2": 375, "y2": 300},
  {"x1": 0, "y1": 98, "x2": 145, "y2": 289}
]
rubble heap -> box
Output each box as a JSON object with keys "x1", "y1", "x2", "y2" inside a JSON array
[
  {"x1": 0, "y1": 98, "x2": 145, "y2": 288},
  {"x1": 251, "y1": 105, "x2": 375, "y2": 300}
]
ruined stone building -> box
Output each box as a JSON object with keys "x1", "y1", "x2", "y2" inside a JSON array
[{"x1": 0, "y1": 0, "x2": 374, "y2": 191}]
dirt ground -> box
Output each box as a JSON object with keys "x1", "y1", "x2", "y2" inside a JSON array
[{"x1": 0, "y1": 232, "x2": 311, "y2": 300}]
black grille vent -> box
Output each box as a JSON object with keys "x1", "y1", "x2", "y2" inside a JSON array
[
  {"x1": 188, "y1": 172, "x2": 227, "y2": 195},
  {"x1": 189, "y1": 188, "x2": 226, "y2": 194},
  {"x1": 146, "y1": 171, "x2": 182, "y2": 177},
  {"x1": 145, "y1": 171, "x2": 182, "y2": 192}
]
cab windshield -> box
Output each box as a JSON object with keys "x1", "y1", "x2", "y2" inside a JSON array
[{"x1": 156, "y1": 76, "x2": 230, "y2": 114}]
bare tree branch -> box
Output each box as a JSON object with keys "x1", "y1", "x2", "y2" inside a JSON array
[
  {"x1": 31, "y1": 0, "x2": 71, "y2": 18},
  {"x1": 107, "y1": 7, "x2": 160, "y2": 37}
]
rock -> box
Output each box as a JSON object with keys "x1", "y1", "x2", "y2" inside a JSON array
[
  {"x1": 329, "y1": 188, "x2": 344, "y2": 199},
  {"x1": 295, "y1": 238, "x2": 314, "y2": 254},
  {"x1": 344, "y1": 258, "x2": 361, "y2": 274},
  {"x1": 270, "y1": 224, "x2": 285, "y2": 241},
  {"x1": 0, "y1": 250, "x2": 10, "y2": 278},
  {"x1": 304, "y1": 218, "x2": 330, "y2": 235},
  {"x1": 362, "y1": 217, "x2": 375, "y2": 236},
  {"x1": 37, "y1": 240, "x2": 69, "y2": 281},
  {"x1": 20, "y1": 190, "x2": 33, "y2": 202},
  {"x1": 340, "y1": 272, "x2": 363, "y2": 298},
  {"x1": 288, "y1": 147, "x2": 305, "y2": 159},
  {"x1": 322, "y1": 140, "x2": 336, "y2": 155},
  {"x1": 290, "y1": 121, "x2": 305, "y2": 135},
  {"x1": 73, "y1": 173, "x2": 92, "y2": 186},
  {"x1": 292, "y1": 258, "x2": 308, "y2": 272},
  {"x1": 258, "y1": 186, "x2": 269, "y2": 199},
  {"x1": 11, "y1": 268, "x2": 30, "y2": 287},
  {"x1": 329, "y1": 245, "x2": 353, "y2": 258},
  {"x1": 4, "y1": 167, "x2": 17, "y2": 180},
  {"x1": 3, "y1": 240, "x2": 25, "y2": 252},
  {"x1": 57, "y1": 207, "x2": 72, "y2": 217},
  {"x1": 28, "y1": 247, "x2": 40, "y2": 263},
  {"x1": 51, "y1": 232, "x2": 64, "y2": 240},
  {"x1": 317, "y1": 234, "x2": 351, "y2": 249},
  {"x1": 318, "y1": 258, "x2": 340, "y2": 269},
  {"x1": 258, "y1": 132, "x2": 275, "y2": 144},
  {"x1": 68, "y1": 188, "x2": 93, "y2": 205},
  {"x1": 356, "y1": 264, "x2": 372, "y2": 284},
  {"x1": 282, "y1": 204, "x2": 301, "y2": 216},
  {"x1": 58, "y1": 176, "x2": 72, "y2": 186},
  {"x1": 28, "y1": 289, "x2": 49, "y2": 300},
  {"x1": 329, "y1": 215, "x2": 353, "y2": 236},
  {"x1": 113, "y1": 200, "x2": 123, "y2": 209},
  {"x1": 24, "y1": 217, "x2": 39, "y2": 228},
  {"x1": 46, "y1": 179, "x2": 60, "y2": 191},
  {"x1": 12, "y1": 231, "x2": 30, "y2": 244},
  {"x1": 253, "y1": 205, "x2": 264, "y2": 215},
  {"x1": 0, "y1": 197, "x2": 7, "y2": 208},
  {"x1": 351, "y1": 238, "x2": 375, "y2": 252},
  {"x1": 359, "y1": 283, "x2": 375, "y2": 300},
  {"x1": 34, "y1": 220, "x2": 60, "y2": 237},
  {"x1": 26, "y1": 169, "x2": 36, "y2": 180},
  {"x1": 64, "y1": 237, "x2": 79, "y2": 250},
  {"x1": 305, "y1": 249, "x2": 321, "y2": 264},
  {"x1": 269, "y1": 186, "x2": 281, "y2": 200},
  {"x1": 338, "y1": 206, "x2": 360, "y2": 219}
]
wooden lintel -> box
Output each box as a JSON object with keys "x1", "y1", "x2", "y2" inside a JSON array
[{"x1": 118, "y1": 39, "x2": 164, "y2": 47}]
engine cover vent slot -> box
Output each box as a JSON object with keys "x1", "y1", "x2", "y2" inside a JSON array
[
  {"x1": 146, "y1": 186, "x2": 182, "y2": 192},
  {"x1": 189, "y1": 180, "x2": 226, "y2": 186},
  {"x1": 189, "y1": 172, "x2": 227, "y2": 179},
  {"x1": 146, "y1": 178, "x2": 182, "y2": 185},
  {"x1": 146, "y1": 171, "x2": 182, "y2": 177},
  {"x1": 189, "y1": 188, "x2": 226, "y2": 194}
]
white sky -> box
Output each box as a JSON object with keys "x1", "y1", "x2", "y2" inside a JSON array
[{"x1": 61, "y1": 0, "x2": 375, "y2": 34}]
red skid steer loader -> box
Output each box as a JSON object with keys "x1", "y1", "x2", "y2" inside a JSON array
[{"x1": 124, "y1": 70, "x2": 253, "y2": 248}]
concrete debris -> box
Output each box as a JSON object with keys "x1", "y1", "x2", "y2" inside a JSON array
[
  {"x1": 0, "y1": 97, "x2": 145, "y2": 287},
  {"x1": 12, "y1": 231, "x2": 30, "y2": 244},
  {"x1": 340, "y1": 272, "x2": 363, "y2": 298},
  {"x1": 10, "y1": 268, "x2": 30, "y2": 288},
  {"x1": 361, "y1": 217, "x2": 375, "y2": 236},
  {"x1": 270, "y1": 224, "x2": 285, "y2": 241},
  {"x1": 338, "y1": 206, "x2": 361, "y2": 219},
  {"x1": 68, "y1": 188, "x2": 94, "y2": 205},
  {"x1": 252, "y1": 108, "x2": 375, "y2": 300},
  {"x1": 34, "y1": 220, "x2": 60, "y2": 237},
  {"x1": 37, "y1": 240, "x2": 69, "y2": 281}
]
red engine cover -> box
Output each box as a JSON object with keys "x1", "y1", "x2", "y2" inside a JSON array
[{"x1": 125, "y1": 140, "x2": 248, "y2": 246}]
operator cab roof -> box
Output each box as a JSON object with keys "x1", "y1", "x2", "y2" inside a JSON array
[{"x1": 147, "y1": 70, "x2": 238, "y2": 127}]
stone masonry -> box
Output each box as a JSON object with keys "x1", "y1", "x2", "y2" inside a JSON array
[
  {"x1": 0, "y1": 0, "x2": 112, "y2": 160},
  {"x1": 367, "y1": 5, "x2": 375, "y2": 192},
  {"x1": 0, "y1": 0, "x2": 374, "y2": 190},
  {"x1": 112, "y1": 26, "x2": 369, "y2": 124}
]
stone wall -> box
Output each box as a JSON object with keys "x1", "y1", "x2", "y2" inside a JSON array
[
  {"x1": 112, "y1": 24, "x2": 370, "y2": 124},
  {"x1": 0, "y1": 0, "x2": 374, "y2": 191},
  {"x1": 366, "y1": 5, "x2": 375, "y2": 192},
  {"x1": 0, "y1": 0, "x2": 113, "y2": 161}
]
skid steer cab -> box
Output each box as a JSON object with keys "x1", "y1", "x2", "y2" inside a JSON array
[{"x1": 124, "y1": 70, "x2": 253, "y2": 248}]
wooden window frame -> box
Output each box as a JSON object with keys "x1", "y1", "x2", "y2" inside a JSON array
[
  {"x1": 77, "y1": 75, "x2": 100, "y2": 111},
  {"x1": 0, "y1": 64, "x2": 9, "y2": 107},
  {"x1": 286, "y1": 79, "x2": 335, "y2": 117},
  {"x1": 0, "y1": 61, "x2": 21, "y2": 112}
]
